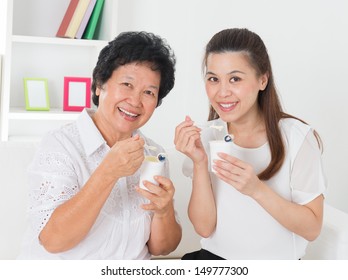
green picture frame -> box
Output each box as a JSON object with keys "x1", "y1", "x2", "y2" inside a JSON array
[{"x1": 23, "y1": 78, "x2": 50, "y2": 111}]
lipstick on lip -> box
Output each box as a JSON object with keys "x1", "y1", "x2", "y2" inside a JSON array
[
  {"x1": 118, "y1": 107, "x2": 140, "y2": 121},
  {"x1": 219, "y1": 102, "x2": 237, "y2": 111},
  {"x1": 119, "y1": 107, "x2": 140, "y2": 115},
  {"x1": 119, "y1": 107, "x2": 139, "y2": 116}
]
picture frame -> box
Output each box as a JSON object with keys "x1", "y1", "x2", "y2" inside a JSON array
[
  {"x1": 23, "y1": 78, "x2": 50, "y2": 111},
  {"x1": 63, "y1": 77, "x2": 91, "y2": 112}
]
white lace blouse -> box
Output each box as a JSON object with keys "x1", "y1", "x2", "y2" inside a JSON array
[
  {"x1": 17, "y1": 109, "x2": 170, "y2": 259},
  {"x1": 182, "y1": 117, "x2": 327, "y2": 259}
]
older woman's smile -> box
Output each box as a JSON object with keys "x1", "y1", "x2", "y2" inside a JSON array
[{"x1": 118, "y1": 107, "x2": 140, "y2": 120}]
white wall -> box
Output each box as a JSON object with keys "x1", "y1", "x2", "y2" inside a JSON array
[
  {"x1": 0, "y1": 1, "x2": 6, "y2": 54},
  {"x1": 0, "y1": 0, "x2": 347, "y2": 213},
  {"x1": 117, "y1": 0, "x2": 348, "y2": 213}
]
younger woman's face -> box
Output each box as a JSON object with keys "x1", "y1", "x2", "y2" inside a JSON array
[{"x1": 205, "y1": 52, "x2": 268, "y2": 125}]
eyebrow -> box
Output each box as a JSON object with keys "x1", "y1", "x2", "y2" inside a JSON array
[
  {"x1": 148, "y1": 85, "x2": 159, "y2": 91},
  {"x1": 205, "y1": 70, "x2": 246, "y2": 76},
  {"x1": 122, "y1": 76, "x2": 159, "y2": 90}
]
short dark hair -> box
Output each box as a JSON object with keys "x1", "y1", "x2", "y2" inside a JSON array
[{"x1": 91, "y1": 31, "x2": 176, "y2": 107}]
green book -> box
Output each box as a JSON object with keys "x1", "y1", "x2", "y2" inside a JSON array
[{"x1": 82, "y1": 0, "x2": 105, "y2": 39}]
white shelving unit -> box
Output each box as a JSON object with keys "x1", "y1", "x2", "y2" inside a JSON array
[{"x1": 0, "y1": 0, "x2": 118, "y2": 141}]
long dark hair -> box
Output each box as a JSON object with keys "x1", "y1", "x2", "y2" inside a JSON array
[{"x1": 204, "y1": 28, "x2": 321, "y2": 180}]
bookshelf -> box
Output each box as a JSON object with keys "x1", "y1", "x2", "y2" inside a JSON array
[{"x1": 0, "y1": 0, "x2": 118, "y2": 141}]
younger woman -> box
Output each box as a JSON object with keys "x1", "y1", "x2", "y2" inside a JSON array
[{"x1": 174, "y1": 28, "x2": 326, "y2": 259}]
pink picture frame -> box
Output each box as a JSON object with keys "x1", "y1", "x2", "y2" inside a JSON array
[{"x1": 63, "y1": 77, "x2": 91, "y2": 111}]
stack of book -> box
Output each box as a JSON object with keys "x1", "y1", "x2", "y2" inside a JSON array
[{"x1": 56, "y1": 0, "x2": 105, "y2": 39}]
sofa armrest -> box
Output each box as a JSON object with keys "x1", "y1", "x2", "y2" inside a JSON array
[{"x1": 303, "y1": 203, "x2": 348, "y2": 259}]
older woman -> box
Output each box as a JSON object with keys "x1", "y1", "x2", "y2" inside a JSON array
[{"x1": 18, "y1": 31, "x2": 181, "y2": 259}]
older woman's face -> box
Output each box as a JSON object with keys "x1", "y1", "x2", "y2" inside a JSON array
[{"x1": 95, "y1": 62, "x2": 160, "y2": 138}]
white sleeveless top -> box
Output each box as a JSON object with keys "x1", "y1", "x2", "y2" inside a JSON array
[{"x1": 183, "y1": 118, "x2": 327, "y2": 259}]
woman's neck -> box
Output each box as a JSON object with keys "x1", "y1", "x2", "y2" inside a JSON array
[
  {"x1": 91, "y1": 113, "x2": 131, "y2": 147},
  {"x1": 227, "y1": 113, "x2": 267, "y2": 148}
]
